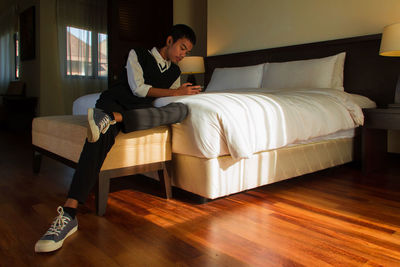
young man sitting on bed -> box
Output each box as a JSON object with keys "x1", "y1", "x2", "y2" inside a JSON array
[{"x1": 35, "y1": 24, "x2": 201, "y2": 253}]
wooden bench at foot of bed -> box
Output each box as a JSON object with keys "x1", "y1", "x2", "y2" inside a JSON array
[{"x1": 32, "y1": 115, "x2": 172, "y2": 216}]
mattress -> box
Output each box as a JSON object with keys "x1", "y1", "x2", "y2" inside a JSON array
[
  {"x1": 71, "y1": 90, "x2": 374, "y2": 159},
  {"x1": 71, "y1": 90, "x2": 375, "y2": 160},
  {"x1": 155, "y1": 89, "x2": 375, "y2": 158}
]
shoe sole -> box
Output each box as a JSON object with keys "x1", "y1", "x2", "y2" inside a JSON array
[
  {"x1": 87, "y1": 108, "x2": 100, "y2": 143},
  {"x1": 34, "y1": 225, "x2": 78, "y2": 253}
]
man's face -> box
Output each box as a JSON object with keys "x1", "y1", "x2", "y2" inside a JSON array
[{"x1": 166, "y1": 37, "x2": 193, "y2": 64}]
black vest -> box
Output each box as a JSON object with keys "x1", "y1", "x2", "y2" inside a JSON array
[{"x1": 135, "y1": 47, "x2": 181, "y2": 89}]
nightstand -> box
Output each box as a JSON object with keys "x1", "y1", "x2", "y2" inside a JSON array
[{"x1": 362, "y1": 108, "x2": 400, "y2": 173}]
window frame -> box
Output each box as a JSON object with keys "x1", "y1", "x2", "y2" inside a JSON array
[{"x1": 97, "y1": 32, "x2": 108, "y2": 78}]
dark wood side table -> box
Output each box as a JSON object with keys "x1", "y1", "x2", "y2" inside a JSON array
[{"x1": 362, "y1": 108, "x2": 400, "y2": 173}]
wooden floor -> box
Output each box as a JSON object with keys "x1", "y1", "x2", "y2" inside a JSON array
[{"x1": 1, "y1": 129, "x2": 400, "y2": 267}]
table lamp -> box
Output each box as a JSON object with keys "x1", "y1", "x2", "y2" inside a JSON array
[
  {"x1": 178, "y1": 56, "x2": 205, "y2": 85},
  {"x1": 379, "y1": 22, "x2": 400, "y2": 107}
]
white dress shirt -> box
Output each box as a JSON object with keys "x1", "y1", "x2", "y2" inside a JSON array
[{"x1": 126, "y1": 47, "x2": 181, "y2": 97}]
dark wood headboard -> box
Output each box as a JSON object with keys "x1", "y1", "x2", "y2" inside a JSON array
[{"x1": 205, "y1": 34, "x2": 400, "y2": 107}]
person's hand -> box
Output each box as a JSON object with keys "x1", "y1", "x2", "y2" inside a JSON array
[{"x1": 175, "y1": 83, "x2": 201, "y2": 96}]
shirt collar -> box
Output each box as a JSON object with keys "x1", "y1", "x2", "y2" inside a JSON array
[{"x1": 150, "y1": 47, "x2": 171, "y2": 71}]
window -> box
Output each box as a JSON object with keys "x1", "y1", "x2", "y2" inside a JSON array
[
  {"x1": 65, "y1": 26, "x2": 107, "y2": 78},
  {"x1": 98, "y1": 33, "x2": 108, "y2": 77},
  {"x1": 14, "y1": 33, "x2": 20, "y2": 79}
]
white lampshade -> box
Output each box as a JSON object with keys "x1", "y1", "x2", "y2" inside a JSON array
[
  {"x1": 178, "y1": 56, "x2": 205, "y2": 74},
  {"x1": 380, "y1": 23, "x2": 400, "y2": 56}
]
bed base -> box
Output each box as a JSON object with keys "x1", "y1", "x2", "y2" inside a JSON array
[{"x1": 171, "y1": 138, "x2": 356, "y2": 200}]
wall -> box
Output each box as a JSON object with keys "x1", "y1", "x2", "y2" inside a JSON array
[
  {"x1": 1, "y1": 0, "x2": 62, "y2": 115},
  {"x1": 39, "y1": 0, "x2": 64, "y2": 115},
  {"x1": 174, "y1": 0, "x2": 207, "y2": 57},
  {"x1": 208, "y1": 0, "x2": 400, "y2": 56},
  {"x1": 174, "y1": 0, "x2": 207, "y2": 85},
  {"x1": 0, "y1": 0, "x2": 16, "y2": 13}
]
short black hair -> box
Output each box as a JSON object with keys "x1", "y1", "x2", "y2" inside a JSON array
[{"x1": 167, "y1": 24, "x2": 196, "y2": 46}]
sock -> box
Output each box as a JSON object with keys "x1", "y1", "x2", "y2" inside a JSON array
[{"x1": 63, "y1": 207, "x2": 77, "y2": 219}]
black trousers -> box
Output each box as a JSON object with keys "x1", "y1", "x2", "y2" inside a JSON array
[{"x1": 67, "y1": 86, "x2": 188, "y2": 204}]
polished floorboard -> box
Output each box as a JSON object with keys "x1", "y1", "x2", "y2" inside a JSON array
[{"x1": 1, "y1": 129, "x2": 399, "y2": 266}]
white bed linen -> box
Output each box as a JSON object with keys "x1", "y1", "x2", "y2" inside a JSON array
[
  {"x1": 72, "y1": 93, "x2": 100, "y2": 115},
  {"x1": 154, "y1": 88, "x2": 367, "y2": 160},
  {"x1": 170, "y1": 127, "x2": 357, "y2": 158}
]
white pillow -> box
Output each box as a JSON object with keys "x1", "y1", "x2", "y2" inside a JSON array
[
  {"x1": 206, "y1": 63, "x2": 264, "y2": 92},
  {"x1": 261, "y1": 52, "x2": 346, "y2": 91},
  {"x1": 349, "y1": 93, "x2": 376, "y2": 109}
]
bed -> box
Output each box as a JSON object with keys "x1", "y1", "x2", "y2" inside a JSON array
[{"x1": 73, "y1": 34, "x2": 399, "y2": 200}]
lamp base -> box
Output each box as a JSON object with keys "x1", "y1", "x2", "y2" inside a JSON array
[
  {"x1": 187, "y1": 74, "x2": 197, "y2": 85},
  {"x1": 395, "y1": 74, "x2": 400, "y2": 104}
]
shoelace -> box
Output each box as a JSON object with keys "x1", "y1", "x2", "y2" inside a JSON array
[
  {"x1": 45, "y1": 206, "x2": 71, "y2": 237},
  {"x1": 98, "y1": 115, "x2": 116, "y2": 133}
]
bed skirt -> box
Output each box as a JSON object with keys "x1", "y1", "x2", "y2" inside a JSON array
[{"x1": 171, "y1": 137, "x2": 354, "y2": 199}]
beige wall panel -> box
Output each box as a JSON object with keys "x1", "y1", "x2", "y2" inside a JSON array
[
  {"x1": 208, "y1": 0, "x2": 400, "y2": 56},
  {"x1": 174, "y1": 0, "x2": 207, "y2": 57},
  {"x1": 174, "y1": 0, "x2": 207, "y2": 85}
]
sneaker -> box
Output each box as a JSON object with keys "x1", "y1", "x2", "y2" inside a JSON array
[
  {"x1": 87, "y1": 108, "x2": 116, "y2": 143},
  {"x1": 34, "y1": 206, "x2": 78, "y2": 253}
]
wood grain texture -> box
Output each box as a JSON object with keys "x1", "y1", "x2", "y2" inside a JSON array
[{"x1": 1, "y1": 130, "x2": 399, "y2": 266}]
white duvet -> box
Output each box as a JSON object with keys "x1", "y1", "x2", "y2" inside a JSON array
[{"x1": 154, "y1": 88, "x2": 366, "y2": 160}]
